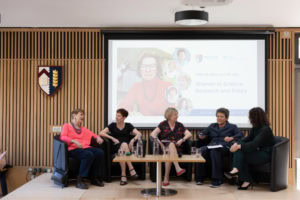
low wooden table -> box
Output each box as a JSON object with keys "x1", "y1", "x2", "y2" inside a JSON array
[{"x1": 113, "y1": 154, "x2": 206, "y2": 197}]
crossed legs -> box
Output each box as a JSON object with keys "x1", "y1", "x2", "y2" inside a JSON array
[{"x1": 163, "y1": 142, "x2": 185, "y2": 183}]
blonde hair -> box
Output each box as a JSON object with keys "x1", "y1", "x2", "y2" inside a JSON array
[{"x1": 164, "y1": 107, "x2": 178, "y2": 120}]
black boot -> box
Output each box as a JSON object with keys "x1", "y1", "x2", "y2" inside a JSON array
[
  {"x1": 91, "y1": 177, "x2": 104, "y2": 187},
  {"x1": 76, "y1": 176, "x2": 88, "y2": 189}
]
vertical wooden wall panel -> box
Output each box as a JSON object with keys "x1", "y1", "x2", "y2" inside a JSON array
[
  {"x1": 268, "y1": 30, "x2": 295, "y2": 184},
  {"x1": 0, "y1": 29, "x2": 103, "y2": 167}
]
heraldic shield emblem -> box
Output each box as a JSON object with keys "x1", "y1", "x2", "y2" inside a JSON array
[{"x1": 38, "y1": 66, "x2": 62, "y2": 95}]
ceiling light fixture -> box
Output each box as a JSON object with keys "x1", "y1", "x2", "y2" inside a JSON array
[{"x1": 175, "y1": 10, "x2": 208, "y2": 26}]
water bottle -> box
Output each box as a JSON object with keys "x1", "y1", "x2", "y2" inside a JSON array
[
  {"x1": 153, "y1": 138, "x2": 160, "y2": 155},
  {"x1": 136, "y1": 138, "x2": 143, "y2": 158}
]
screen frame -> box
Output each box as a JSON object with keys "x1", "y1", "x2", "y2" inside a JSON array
[
  {"x1": 103, "y1": 30, "x2": 269, "y2": 130},
  {"x1": 295, "y1": 33, "x2": 300, "y2": 64}
]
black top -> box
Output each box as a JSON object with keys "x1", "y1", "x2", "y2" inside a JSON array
[
  {"x1": 240, "y1": 125, "x2": 275, "y2": 153},
  {"x1": 202, "y1": 122, "x2": 244, "y2": 147},
  {"x1": 157, "y1": 120, "x2": 186, "y2": 142},
  {"x1": 107, "y1": 122, "x2": 135, "y2": 144}
]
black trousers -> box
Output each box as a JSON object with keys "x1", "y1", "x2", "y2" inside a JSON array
[
  {"x1": 232, "y1": 150, "x2": 271, "y2": 182},
  {"x1": 0, "y1": 171, "x2": 7, "y2": 196},
  {"x1": 69, "y1": 147, "x2": 104, "y2": 178},
  {"x1": 196, "y1": 147, "x2": 229, "y2": 182}
]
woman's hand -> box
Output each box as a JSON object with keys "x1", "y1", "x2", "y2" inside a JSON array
[
  {"x1": 176, "y1": 139, "x2": 184, "y2": 146},
  {"x1": 230, "y1": 143, "x2": 241, "y2": 152},
  {"x1": 112, "y1": 138, "x2": 120, "y2": 145},
  {"x1": 129, "y1": 138, "x2": 135, "y2": 150},
  {"x1": 224, "y1": 136, "x2": 234, "y2": 143},
  {"x1": 198, "y1": 133, "x2": 206, "y2": 140},
  {"x1": 157, "y1": 139, "x2": 164, "y2": 150},
  {"x1": 96, "y1": 136, "x2": 104, "y2": 144},
  {"x1": 72, "y1": 140, "x2": 82, "y2": 149}
]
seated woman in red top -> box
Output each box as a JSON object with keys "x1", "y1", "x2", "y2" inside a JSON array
[
  {"x1": 119, "y1": 53, "x2": 173, "y2": 116},
  {"x1": 99, "y1": 108, "x2": 142, "y2": 186},
  {"x1": 60, "y1": 109, "x2": 105, "y2": 189},
  {"x1": 150, "y1": 107, "x2": 192, "y2": 186}
]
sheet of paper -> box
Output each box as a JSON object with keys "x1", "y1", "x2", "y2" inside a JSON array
[{"x1": 207, "y1": 145, "x2": 223, "y2": 149}]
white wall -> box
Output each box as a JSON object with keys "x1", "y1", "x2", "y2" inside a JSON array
[{"x1": 1, "y1": 0, "x2": 300, "y2": 27}]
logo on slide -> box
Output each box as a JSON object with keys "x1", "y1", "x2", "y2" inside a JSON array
[{"x1": 38, "y1": 66, "x2": 62, "y2": 95}]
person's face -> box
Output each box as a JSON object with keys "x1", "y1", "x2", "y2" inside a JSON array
[
  {"x1": 178, "y1": 51, "x2": 186, "y2": 61},
  {"x1": 74, "y1": 112, "x2": 85, "y2": 126},
  {"x1": 140, "y1": 57, "x2": 158, "y2": 81},
  {"x1": 169, "y1": 112, "x2": 178, "y2": 122},
  {"x1": 216, "y1": 112, "x2": 227, "y2": 126},
  {"x1": 116, "y1": 112, "x2": 125, "y2": 123}
]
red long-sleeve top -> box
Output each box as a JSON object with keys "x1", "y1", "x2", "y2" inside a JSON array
[
  {"x1": 119, "y1": 78, "x2": 172, "y2": 115},
  {"x1": 60, "y1": 123, "x2": 98, "y2": 151}
]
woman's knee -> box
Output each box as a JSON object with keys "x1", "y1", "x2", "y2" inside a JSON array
[
  {"x1": 93, "y1": 148, "x2": 104, "y2": 157},
  {"x1": 168, "y1": 142, "x2": 177, "y2": 151},
  {"x1": 82, "y1": 150, "x2": 95, "y2": 160},
  {"x1": 120, "y1": 142, "x2": 130, "y2": 151},
  {"x1": 168, "y1": 142, "x2": 176, "y2": 148},
  {"x1": 120, "y1": 142, "x2": 128, "y2": 147},
  {"x1": 168, "y1": 143, "x2": 178, "y2": 154}
]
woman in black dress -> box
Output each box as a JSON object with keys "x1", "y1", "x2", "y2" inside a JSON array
[
  {"x1": 150, "y1": 107, "x2": 192, "y2": 186},
  {"x1": 99, "y1": 108, "x2": 142, "y2": 185},
  {"x1": 226, "y1": 107, "x2": 275, "y2": 190}
]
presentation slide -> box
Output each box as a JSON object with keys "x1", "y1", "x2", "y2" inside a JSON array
[{"x1": 108, "y1": 39, "x2": 265, "y2": 128}]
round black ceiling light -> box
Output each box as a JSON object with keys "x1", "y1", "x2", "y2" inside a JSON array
[{"x1": 175, "y1": 10, "x2": 209, "y2": 25}]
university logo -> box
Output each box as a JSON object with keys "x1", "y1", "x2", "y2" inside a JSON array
[{"x1": 38, "y1": 66, "x2": 62, "y2": 95}]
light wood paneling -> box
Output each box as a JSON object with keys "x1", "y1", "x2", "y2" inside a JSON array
[
  {"x1": 0, "y1": 29, "x2": 103, "y2": 167},
  {"x1": 268, "y1": 30, "x2": 295, "y2": 184}
]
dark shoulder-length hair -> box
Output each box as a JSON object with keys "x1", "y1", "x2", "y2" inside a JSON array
[{"x1": 249, "y1": 107, "x2": 270, "y2": 128}]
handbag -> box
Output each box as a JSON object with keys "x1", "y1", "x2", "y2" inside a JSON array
[{"x1": 51, "y1": 168, "x2": 68, "y2": 187}]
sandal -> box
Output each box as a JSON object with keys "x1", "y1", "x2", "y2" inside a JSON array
[
  {"x1": 120, "y1": 176, "x2": 128, "y2": 186},
  {"x1": 129, "y1": 168, "x2": 138, "y2": 179}
]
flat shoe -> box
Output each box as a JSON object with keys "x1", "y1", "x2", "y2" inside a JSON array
[
  {"x1": 162, "y1": 182, "x2": 169, "y2": 186},
  {"x1": 176, "y1": 169, "x2": 186, "y2": 176}
]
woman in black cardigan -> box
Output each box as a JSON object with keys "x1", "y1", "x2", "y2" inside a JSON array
[{"x1": 226, "y1": 107, "x2": 275, "y2": 190}]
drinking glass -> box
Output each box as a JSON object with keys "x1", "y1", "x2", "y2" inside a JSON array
[
  {"x1": 131, "y1": 146, "x2": 137, "y2": 156},
  {"x1": 118, "y1": 149, "x2": 125, "y2": 157},
  {"x1": 191, "y1": 147, "x2": 196, "y2": 156},
  {"x1": 163, "y1": 146, "x2": 169, "y2": 157},
  {"x1": 196, "y1": 148, "x2": 201, "y2": 157}
]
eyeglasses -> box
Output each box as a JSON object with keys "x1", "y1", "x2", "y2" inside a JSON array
[{"x1": 140, "y1": 64, "x2": 157, "y2": 71}]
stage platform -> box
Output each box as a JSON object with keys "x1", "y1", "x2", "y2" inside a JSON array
[{"x1": 2, "y1": 173, "x2": 300, "y2": 200}]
